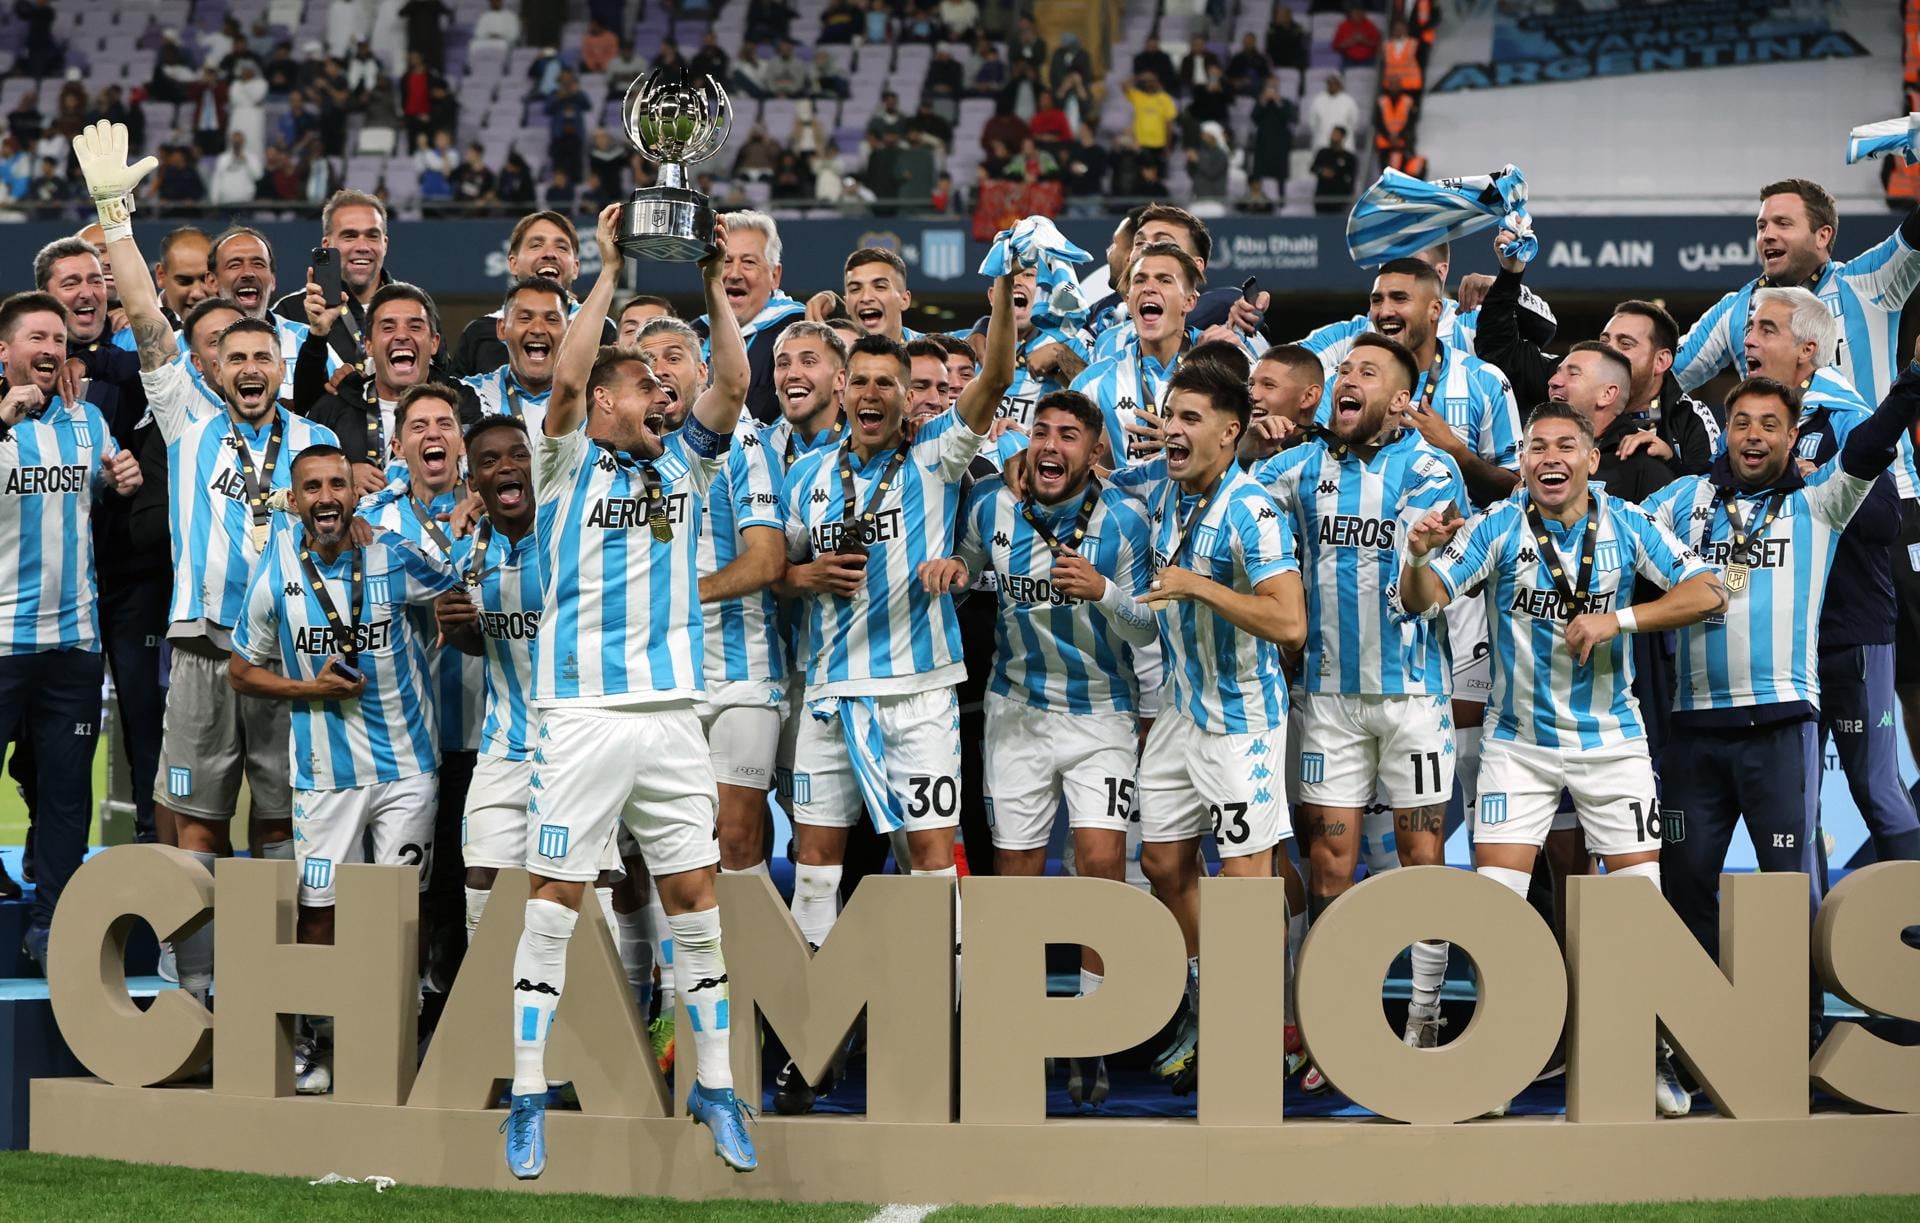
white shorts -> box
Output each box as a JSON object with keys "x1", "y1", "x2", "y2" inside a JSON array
[
  {"x1": 1446, "y1": 598, "x2": 1492, "y2": 705},
  {"x1": 1136, "y1": 707, "x2": 1288, "y2": 858},
  {"x1": 1476, "y1": 737, "x2": 1660, "y2": 858},
  {"x1": 696, "y1": 700, "x2": 781, "y2": 791},
  {"x1": 461, "y1": 753, "x2": 624, "y2": 873},
  {"x1": 292, "y1": 772, "x2": 438, "y2": 907},
  {"x1": 526, "y1": 706, "x2": 720, "y2": 882},
  {"x1": 1294, "y1": 691, "x2": 1456, "y2": 809},
  {"x1": 787, "y1": 686, "x2": 962, "y2": 833},
  {"x1": 982, "y1": 692, "x2": 1136, "y2": 851}
]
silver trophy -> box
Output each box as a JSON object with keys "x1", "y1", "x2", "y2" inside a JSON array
[{"x1": 618, "y1": 69, "x2": 734, "y2": 262}]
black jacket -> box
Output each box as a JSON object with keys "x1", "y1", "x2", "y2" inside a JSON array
[
  {"x1": 450, "y1": 308, "x2": 617, "y2": 381},
  {"x1": 71, "y1": 341, "x2": 169, "y2": 587},
  {"x1": 294, "y1": 329, "x2": 477, "y2": 470},
  {"x1": 1473, "y1": 265, "x2": 1720, "y2": 475}
]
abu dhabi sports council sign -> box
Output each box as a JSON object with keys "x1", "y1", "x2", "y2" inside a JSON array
[
  {"x1": 1434, "y1": 0, "x2": 1872, "y2": 93},
  {"x1": 23, "y1": 849, "x2": 1920, "y2": 1204}
]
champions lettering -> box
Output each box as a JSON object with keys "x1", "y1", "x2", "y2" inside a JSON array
[
  {"x1": 1509, "y1": 586, "x2": 1619, "y2": 619},
  {"x1": 293, "y1": 619, "x2": 394, "y2": 655},
  {"x1": 478, "y1": 610, "x2": 540, "y2": 641},
  {"x1": 812, "y1": 507, "x2": 905, "y2": 553},
  {"x1": 584, "y1": 491, "x2": 691, "y2": 531},
  {"x1": 1318, "y1": 515, "x2": 1399, "y2": 551},
  {"x1": 1000, "y1": 573, "x2": 1078, "y2": 607},
  {"x1": 5, "y1": 464, "x2": 90, "y2": 496}
]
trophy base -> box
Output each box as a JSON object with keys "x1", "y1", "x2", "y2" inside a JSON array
[{"x1": 619, "y1": 186, "x2": 717, "y2": 262}]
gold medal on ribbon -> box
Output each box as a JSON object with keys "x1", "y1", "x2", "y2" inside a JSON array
[
  {"x1": 649, "y1": 510, "x2": 674, "y2": 543},
  {"x1": 1723, "y1": 562, "x2": 1750, "y2": 594},
  {"x1": 251, "y1": 521, "x2": 269, "y2": 552}
]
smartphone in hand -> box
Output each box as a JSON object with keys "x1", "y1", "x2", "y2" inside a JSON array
[{"x1": 311, "y1": 246, "x2": 343, "y2": 306}]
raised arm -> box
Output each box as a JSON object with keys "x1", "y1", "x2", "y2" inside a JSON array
[
  {"x1": 956, "y1": 273, "x2": 1017, "y2": 435},
  {"x1": 547, "y1": 203, "x2": 624, "y2": 438},
  {"x1": 690, "y1": 216, "x2": 747, "y2": 441},
  {"x1": 71, "y1": 121, "x2": 169, "y2": 373}
]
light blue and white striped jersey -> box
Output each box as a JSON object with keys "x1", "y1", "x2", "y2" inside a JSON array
[
  {"x1": 1428, "y1": 489, "x2": 1712, "y2": 748},
  {"x1": 459, "y1": 364, "x2": 553, "y2": 433},
  {"x1": 1070, "y1": 326, "x2": 1200, "y2": 471},
  {"x1": 0, "y1": 395, "x2": 119, "y2": 655},
  {"x1": 1298, "y1": 300, "x2": 1480, "y2": 373},
  {"x1": 1089, "y1": 313, "x2": 1268, "y2": 365},
  {"x1": 1253, "y1": 432, "x2": 1465, "y2": 696},
  {"x1": 954, "y1": 474, "x2": 1156, "y2": 714},
  {"x1": 781, "y1": 409, "x2": 986, "y2": 698},
  {"x1": 696, "y1": 418, "x2": 786, "y2": 693},
  {"x1": 365, "y1": 483, "x2": 484, "y2": 751},
  {"x1": 450, "y1": 524, "x2": 543, "y2": 761},
  {"x1": 761, "y1": 415, "x2": 843, "y2": 680},
  {"x1": 1312, "y1": 342, "x2": 1522, "y2": 482},
  {"x1": 147, "y1": 357, "x2": 338, "y2": 633},
  {"x1": 174, "y1": 314, "x2": 326, "y2": 402},
  {"x1": 1704, "y1": 365, "x2": 1918, "y2": 496},
  {"x1": 1674, "y1": 226, "x2": 1920, "y2": 410},
  {"x1": 998, "y1": 324, "x2": 1093, "y2": 429},
  {"x1": 232, "y1": 525, "x2": 461, "y2": 790},
  {"x1": 532, "y1": 425, "x2": 719, "y2": 708},
  {"x1": 1141, "y1": 463, "x2": 1299, "y2": 733},
  {"x1": 1645, "y1": 461, "x2": 1873, "y2": 713}
]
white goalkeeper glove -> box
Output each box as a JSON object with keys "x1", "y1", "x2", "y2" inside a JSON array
[{"x1": 71, "y1": 120, "x2": 158, "y2": 243}]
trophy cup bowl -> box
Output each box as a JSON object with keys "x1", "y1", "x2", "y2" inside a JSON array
[{"x1": 619, "y1": 69, "x2": 735, "y2": 262}]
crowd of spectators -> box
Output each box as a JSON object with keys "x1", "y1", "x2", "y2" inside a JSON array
[{"x1": 2, "y1": 1, "x2": 1408, "y2": 221}]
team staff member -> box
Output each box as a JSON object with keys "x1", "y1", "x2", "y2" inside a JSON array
[
  {"x1": 1473, "y1": 232, "x2": 1720, "y2": 475},
  {"x1": 300, "y1": 281, "x2": 474, "y2": 495},
  {"x1": 0, "y1": 290, "x2": 143, "y2": 971},
  {"x1": 1740, "y1": 289, "x2": 1919, "y2": 867},
  {"x1": 690, "y1": 210, "x2": 806, "y2": 426},
  {"x1": 1643, "y1": 362, "x2": 1920, "y2": 1047},
  {"x1": 457, "y1": 276, "x2": 565, "y2": 429},
  {"x1": 270, "y1": 189, "x2": 394, "y2": 374},
  {"x1": 1401, "y1": 401, "x2": 1724, "y2": 1117},
  {"x1": 448, "y1": 210, "x2": 613, "y2": 377},
  {"x1": 209, "y1": 225, "x2": 324, "y2": 402}
]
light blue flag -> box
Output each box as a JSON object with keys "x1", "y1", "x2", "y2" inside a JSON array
[
  {"x1": 1346, "y1": 165, "x2": 1538, "y2": 269},
  {"x1": 1847, "y1": 113, "x2": 1920, "y2": 164},
  {"x1": 979, "y1": 215, "x2": 1093, "y2": 325}
]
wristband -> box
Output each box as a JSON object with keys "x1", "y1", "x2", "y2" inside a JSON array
[
  {"x1": 1615, "y1": 608, "x2": 1638, "y2": 634},
  {"x1": 1409, "y1": 548, "x2": 1433, "y2": 569},
  {"x1": 95, "y1": 193, "x2": 132, "y2": 243}
]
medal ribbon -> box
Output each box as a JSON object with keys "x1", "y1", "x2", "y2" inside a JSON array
[
  {"x1": 1018, "y1": 476, "x2": 1101, "y2": 555},
  {"x1": 297, "y1": 544, "x2": 364, "y2": 665},
  {"x1": 838, "y1": 445, "x2": 910, "y2": 553},
  {"x1": 1523, "y1": 501, "x2": 1600, "y2": 621},
  {"x1": 230, "y1": 414, "x2": 285, "y2": 525}
]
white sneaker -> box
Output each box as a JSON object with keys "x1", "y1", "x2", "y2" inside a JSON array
[
  {"x1": 1402, "y1": 1000, "x2": 1445, "y2": 1049},
  {"x1": 1655, "y1": 1045, "x2": 1692, "y2": 1117},
  {"x1": 156, "y1": 942, "x2": 178, "y2": 984},
  {"x1": 294, "y1": 1036, "x2": 333, "y2": 1095}
]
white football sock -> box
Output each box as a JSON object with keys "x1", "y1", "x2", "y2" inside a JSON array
[
  {"x1": 464, "y1": 886, "x2": 489, "y2": 945},
  {"x1": 720, "y1": 861, "x2": 772, "y2": 878},
  {"x1": 1078, "y1": 968, "x2": 1103, "y2": 997},
  {"x1": 614, "y1": 907, "x2": 653, "y2": 1011},
  {"x1": 645, "y1": 890, "x2": 675, "y2": 1010},
  {"x1": 666, "y1": 906, "x2": 733, "y2": 1091},
  {"x1": 1611, "y1": 860, "x2": 1660, "y2": 886},
  {"x1": 1478, "y1": 864, "x2": 1531, "y2": 899},
  {"x1": 510, "y1": 898, "x2": 576, "y2": 1097},
  {"x1": 790, "y1": 863, "x2": 843, "y2": 948},
  {"x1": 593, "y1": 885, "x2": 617, "y2": 940},
  {"x1": 1410, "y1": 939, "x2": 1449, "y2": 1009}
]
